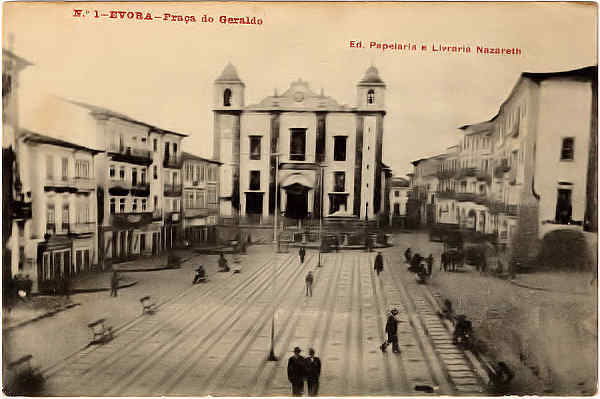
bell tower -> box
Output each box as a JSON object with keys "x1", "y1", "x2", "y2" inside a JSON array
[
  {"x1": 356, "y1": 65, "x2": 385, "y2": 111},
  {"x1": 213, "y1": 63, "x2": 245, "y2": 217},
  {"x1": 356, "y1": 66, "x2": 386, "y2": 219}
]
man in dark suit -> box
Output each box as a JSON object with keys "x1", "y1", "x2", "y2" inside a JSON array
[
  {"x1": 305, "y1": 347, "x2": 321, "y2": 396},
  {"x1": 287, "y1": 347, "x2": 306, "y2": 396},
  {"x1": 299, "y1": 247, "x2": 306, "y2": 264}
]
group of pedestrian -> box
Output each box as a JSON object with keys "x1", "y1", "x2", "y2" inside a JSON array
[
  {"x1": 404, "y1": 248, "x2": 434, "y2": 277},
  {"x1": 287, "y1": 347, "x2": 321, "y2": 396}
]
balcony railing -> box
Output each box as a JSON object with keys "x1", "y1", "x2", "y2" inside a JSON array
[
  {"x1": 506, "y1": 204, "x2": 520, "y2": 216},
  {"x1": 163, "y1": 154, "x2": 183, "y2": 169},
  {"x1": 70, "y1": 222, "x2": 96, "y2": 234},
  {"x1": 108, "y1": 179, "x2": 131, "y2": 196},
  {"x1": 130, "y1": 182, "x2": 150, "y2": 197},
  {"x1": 455, "y1": 192, "x2": 476, "y2": 202},
  {"x1": 152, "y1": 209, "x2": 163, "y2": 221},
  {"x1": 73, "y1": 176, "x2": 95, "y2": 191},
  {"x1": 110, "y1": 211, "x2": 153, "y2": 228},
  {"x1": 437, "y1": 190, "x2": 455, "y2": 200},
  {"x1": 12, "y1": 201, "x2": 32, "y2": 220},
  {"x1": 184, "y1": 208, "x2": 209, "y2": 218},
  {"x1": 107, "y1": 144, "x2": 153, "y2": 166},
  {"x1": 166, "y1": 211, "x2": 181, "y2": 223},
  {"x1": 164, "y1": 183, "x2": 183, "y2": 197}
]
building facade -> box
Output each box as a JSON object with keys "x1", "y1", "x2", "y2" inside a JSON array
[
  {"x1": 389, "y1": 177, "x2": 410, "y2": 227},
  {"x1": 182, "y1": 152, "x2": 220, "y2": 245},
  {"x1": 420, "y1": 65, "x2": 597, "y2": 266},
  {"x1": 16, "y1": 132, "x2": 100, "y2": 292},
  {"x1": 3, "y1": 49, "x2": 32, "y2": 288},
  {"x1": 213, "y1": 63, "x2": 387, "y2": 226}
]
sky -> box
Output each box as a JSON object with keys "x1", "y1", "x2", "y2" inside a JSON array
[{"x1": 4, "y1": 2, "x2": 597, "y2": 177}]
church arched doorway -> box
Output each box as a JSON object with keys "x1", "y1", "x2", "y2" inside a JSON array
[{"x1": 285, "y1": 183, "x2": 309, "y2": 220}]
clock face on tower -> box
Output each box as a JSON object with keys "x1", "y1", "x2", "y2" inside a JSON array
[{"x1": 294, "y1": 92, "x2": 305, "y2": 102}]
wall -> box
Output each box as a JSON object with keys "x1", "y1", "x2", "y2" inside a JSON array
[
  {"x1": 240, "y1": 112, "x2": 271, "y2": 216},
  {"x1": 324, "y1": 113, "x2": 356, "y2": 215},
  {"x1": 534, "y1": 79, "x2": 592, "y2": 230}
]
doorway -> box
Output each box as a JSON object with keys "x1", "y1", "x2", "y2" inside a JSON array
[
  {"x1": 285, "y1": 184, "x2": 309, "y2": 220},
  {"x1": 555, "y1": 189, "x2": 572, "y2": 224}
]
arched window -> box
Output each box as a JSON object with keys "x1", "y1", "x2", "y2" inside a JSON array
[
  {"x1": 367, "y1": 89, "x2": 375, "y2": 104},
  {"x1": 223, "y1": 88, "x2": 232, "y2": 107}
]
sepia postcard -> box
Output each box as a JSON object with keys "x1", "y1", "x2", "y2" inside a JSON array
[{"x1": 1, "y1": 1, "x2": 597, "y2": 396}]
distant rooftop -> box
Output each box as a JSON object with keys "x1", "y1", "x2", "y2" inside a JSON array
[
  {"x1": 182, "y1": 151, "x2": 222, "y2": 165},
  {"x1": 66, "y1": 98, "x2": 188, "y2": 137},
  {"x1": 21, "y1": 129, "x2": 102, "y2": 154}
]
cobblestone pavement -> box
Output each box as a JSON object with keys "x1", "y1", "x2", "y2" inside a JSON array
[{"x1": 39, "y1": 247, "x2": 487, "y2": 396}]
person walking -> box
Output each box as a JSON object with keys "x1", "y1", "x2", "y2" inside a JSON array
[
  {"x1": 305, "y1": 348, "x2": 321, "y2": 396},
  {"x1": 404, "y1": 247, "x2": 412, "y2": 263},
  {"x1": 374, "y1": 251, "x2": 384, "y2": 276},
  {"x1": 287, "y1": 347, "x2": 306, "y2": 396},
  {"x1": 305, "y1": 271, "x2": 314, "y2": 297},
  {"x1": 381, "y1": 309, "x2": 401, "y2": 353},
  {"x1": 299, "y1": 247, "x2": 306, "y2": 264},
  {"x1": 218, "y1": 253, "x2": 230, "y2": 272},
  {"x1": 110, "y1": 270, "x2": 119, "y2": 297}
]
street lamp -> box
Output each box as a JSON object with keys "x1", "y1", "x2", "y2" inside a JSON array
[
  {"x1": 317, "y1": 163, "x2": 327, "y2": 267},
  {"x1": 268, "y1": 152, "x2": 281, "y2": 362}
]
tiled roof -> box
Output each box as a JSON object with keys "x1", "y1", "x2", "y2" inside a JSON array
[{"x1": 21, "y1": 129, "x2": 102, "y2": 154}]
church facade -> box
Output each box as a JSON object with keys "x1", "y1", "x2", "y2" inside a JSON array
[{"x1": 213, "y1": 64, "x2": 387, "y2": 225}]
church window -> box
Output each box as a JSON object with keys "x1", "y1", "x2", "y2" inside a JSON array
[
  {"x1": 223, "y1": 89, "x2": 232, "y2": 107},
  {"x1": 290, "y1": 129, "x2": 306, "y2": 161},
  {"x1": 249, "y1": 171, "x2": 260, "y2": 190},
  {"x1": 367, "y1": 89, "x2": 375, "y2": 104},
  {"x1": 333, "y1": 136, "x2": 347, "y2": 162},
  {"x1": 250, "y1": 136, "x2": 261, "y2": 160}
]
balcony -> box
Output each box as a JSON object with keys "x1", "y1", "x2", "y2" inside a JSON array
[
  {"x1": 70, "y1": 222, "x2": 96, "y2": 235},
  {"x1": 506, "y1": 204, "x2": 520, "y2": 217},
  {"x1": 165, "y1": 211, "x2": 181, "y2": 223},
  {"x1": 108, "y1": 179, "x2": 131, "y2": 196},
  {"x1": 163, "y1": 154, "x2": 183, "y2": 169},
  {"x1": 152, "y1": 209, "x2": 163, "y2": 221},
  {"x1": 107, "y1": 144, "x2": 153, "y2": 166},
  {"x1": 110, "y1": 211, "x2": 153, "y2": 228},
  {"x1": 164, "y1": 183, "x2": 183, "y2": 197},
  {"x1": 437, "y1": 190, "x2": 455, "y2": 200},
  {"x1": 12, "y1": 200, "x2": 32, "y2": 220},
  {"x1": 44, "y1": 177, "x2": 77, "y2": 193},
  {"x1": 130, "y1": 182, "x2": 150, "y2": 197},
  {"x1": 184, "y1": 208, "x2": 209, "y2": 218},
  {"x1": 474, "y1": 194, "x2": 488, "y2": 205},
  {"x1": 455, "y1": 192, "x2": 476, "y2": 202},
  {"x1": 74, "y1": 177, "x2": 95, "y2": 191}
]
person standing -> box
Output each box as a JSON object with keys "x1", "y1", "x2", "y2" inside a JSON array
[
  {"x1": 305, "y1": 348, "x2": 321, "y2": 396},
  {"x1": 110, "y1": 270, "x2": 119, "y2": 297},
  {"x1": 374, "y1": 252, "x2": 384, "y2": 276},
  {"x1": 305, "y1": 271, "x2": 314, "y2": 297},
  {"x1": 381, "y1": 309, "x2": 401, "y2": 353},
  {"x1": 287, "y1": 347, "x2": 306, "y2": 396},
  {"x1": 299, "y1": 247, "x2": 306, "y2": 264},
  {"x1": 404, "y1": 247, "x2": 412, "y2": 263}
]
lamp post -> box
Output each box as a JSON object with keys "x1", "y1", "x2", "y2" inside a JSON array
[
  {"x1": 317, "y1": 164, "x2": 326, "y2": 267},
  {"x1": 268, "y1": 152, "x2": 281, "y2": 361}
]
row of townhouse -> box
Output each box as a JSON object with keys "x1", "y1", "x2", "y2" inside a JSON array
[
  {"x1": 3, "y1": 50, "x2": 220, "y2": 293},
  {"x1": 409, "y1": 65, "x2": 597, "y2": 264}
]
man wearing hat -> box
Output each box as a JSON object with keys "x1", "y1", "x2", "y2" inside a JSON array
[
  {"x1": 381, "y1": 308, "x2": 401, "y2": 353},
  {"x1": 288, "y1": 346, "x2": 306, "y2": 396},
  {"x1": 305, "y1": 348, "x2": 321, "y2": 396}
]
